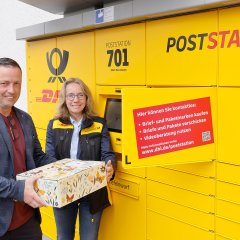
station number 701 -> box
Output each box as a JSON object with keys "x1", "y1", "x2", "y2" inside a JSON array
[{"x1": 107, "y1": 48, "x2": 129, "y2": 67}]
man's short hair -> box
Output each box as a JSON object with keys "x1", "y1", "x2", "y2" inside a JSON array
[{"x1": 0, "y1": 58, "x2": 22, "y2": 72}]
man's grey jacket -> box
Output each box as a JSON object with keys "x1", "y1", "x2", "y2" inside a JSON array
[{"x1": 0, "y1": 107, "x2": 55, "y2": 237}]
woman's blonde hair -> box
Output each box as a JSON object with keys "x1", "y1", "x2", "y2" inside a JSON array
[{"x1": 55, "y1": 78, "x2": 96, "y2": 119}]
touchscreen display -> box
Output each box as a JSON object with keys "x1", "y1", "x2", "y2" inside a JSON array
[{"x1": 104, "y1": 98, "x2": 122, "y2": 133}]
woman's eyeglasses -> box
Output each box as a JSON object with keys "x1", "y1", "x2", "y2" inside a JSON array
[
  {"x1": 7, "y1": 116, "x2": 19, "y2": 141},
  {"x1": 66, "y1": 93, "x2": 85, "y2": 101}
]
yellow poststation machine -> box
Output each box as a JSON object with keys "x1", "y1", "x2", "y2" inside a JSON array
[
  {"x1": 18, "y1": 1, "x2": 240, "y2": 239},
  {"x1": 92, "y1": 16, "x2": 217, "y2": 239}
]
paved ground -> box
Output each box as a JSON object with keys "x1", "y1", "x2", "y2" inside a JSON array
[{"x1": 42, "y1": 235, "x2": 51, "y2": 240}]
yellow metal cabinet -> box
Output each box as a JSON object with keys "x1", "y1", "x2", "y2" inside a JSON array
[
  {"x1": 36, "y1": 128, "x2": 47, "y2": 141},
  {"x1": 146, "y1": 11, "x2": 218, "y2": 86},
  {"x1": 216, "y1": 235, "x2": 232, "y2": 240},
  {"x1": 147, "y1": 180, "x2": 215, "y2": 213},
  {"x1": 116, "y1": 159, "x2": 146, "y2": 178},
  {"x1": 218, "y1": 87, "x2": 240, "y2": 165},
  {"x1": 147, "y1": 167, "x2": 215, "y2": 195},
  {"x1": 147, "y1": 195, "x2": 214, "y2": 231},
  {"x1": 24, "y1": 6, "x2": 240, "y2": 240},
  {"x1": 40, "y1": 207, "x2": 56, "y2": 240},
  {"x1": 216, "y1": 199, "x2": 240, "y2": 223},
  {"x1": 163, "y1": 161, "x2": 216, "y2": 178},
  {"x1": 217, "y1": 181, "x2": 240, "y2": 204},
  {"x1": 99, "y1": 172, "x2": 146, "y2": 240},
  {"x1": 122, "y1": 87, "x2": 216, "y2": 168},
  {"x1": 217, "y1": 162, "x2": 240, "y2": 185},
  {"x1": 56, "y1": 32, "x2": 96, "y2": 102},
  {"x1": 219, "y1": 6, "x2": 240, "y2": 86},
  {"x1": 147, "y1": 211, "x2": 214, "y2": 240},
  {"x1": 39, "y1": 139, "x2": 46, "y2": 152},
  {"x1": 35, "y1": 128, "x2": 47, "y2": 151},
  {"x1": 27, "y1": 39, "x2": 57, "y2": 129},
  {"x1": 95, "y1": 23, "x2": 145, "y2": 86},
  {"x1": 216, "y1": 216, "x2": 240, "y2": 240}
]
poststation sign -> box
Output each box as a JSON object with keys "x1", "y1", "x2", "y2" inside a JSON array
[{"x1": 122, "y1": 87, "x2": 216, "y2": 168}]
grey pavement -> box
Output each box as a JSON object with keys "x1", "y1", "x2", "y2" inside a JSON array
[{"x1": 42, "y1": 235, "x2": 51, "y2": 240}]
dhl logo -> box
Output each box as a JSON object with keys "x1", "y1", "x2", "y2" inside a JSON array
[{"x1": 36, "y1": 89, "x2": 60, "y2": 103}]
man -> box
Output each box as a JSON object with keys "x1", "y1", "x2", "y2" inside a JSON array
[{"x1": 0, "y1": 57, "x2": 56, "y2": 240}]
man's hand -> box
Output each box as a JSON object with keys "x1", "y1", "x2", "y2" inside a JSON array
[
  {"x1": 106, "y1": 160, "x2": 114, "y2": 183},
  {"x1": 23, "y1": 174, "x2": 47, "y2": 208}
]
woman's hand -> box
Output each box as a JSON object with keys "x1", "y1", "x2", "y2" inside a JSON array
[{"x1": 106, "y1": 160, "x2": 114, "y2": 183}]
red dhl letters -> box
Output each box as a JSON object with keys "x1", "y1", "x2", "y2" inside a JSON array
[{"x1": 36, "y1": 89, "x2": 60, "y2": 103}]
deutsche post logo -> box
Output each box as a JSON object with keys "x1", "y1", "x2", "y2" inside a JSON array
[
  {"x1": 35, "y1": 48, "x2": 69, "y2": 103},
  {"x1": 46, "y1": 48, "x2": 69, "y2": 83}
]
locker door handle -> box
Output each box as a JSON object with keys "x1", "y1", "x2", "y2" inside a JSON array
[
  {"x1": 115, "y1": 88, "x2": 121, "y2": 93},
  {"x1": 115, "y1": 138, "x2": 121, "y2": 145}
]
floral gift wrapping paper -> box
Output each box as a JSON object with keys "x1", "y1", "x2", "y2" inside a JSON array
[{"x1": 17, "y1": 159, "x2": 107, "y2": 207}]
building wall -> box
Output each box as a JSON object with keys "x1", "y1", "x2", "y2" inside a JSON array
[{"x1": 0, "y1": 0, "x2": 61, "y2": 111}]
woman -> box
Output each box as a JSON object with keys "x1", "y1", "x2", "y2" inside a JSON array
[{"x1": 46, "y1": 78, "x2": 116, "y2": 240}]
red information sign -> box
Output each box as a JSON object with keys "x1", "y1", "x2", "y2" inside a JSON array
[{"x1": 133, "y1": 97, "x2": 214, "y2": 159}]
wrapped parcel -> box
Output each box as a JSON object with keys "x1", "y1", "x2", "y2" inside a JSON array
[{"x1": 17, "y1": 159, "x2": 107, "y2": 207}]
